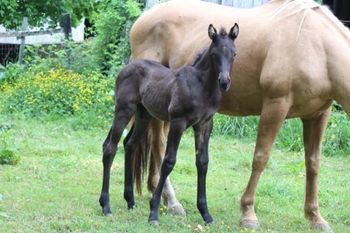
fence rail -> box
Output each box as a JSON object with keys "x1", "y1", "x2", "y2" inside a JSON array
[
  {"x1": 0, "y1": 15, "x2": 72, "y2": 65},
  {"x1": 0, "y1": 28, "x2": 63, "y2": 38}
]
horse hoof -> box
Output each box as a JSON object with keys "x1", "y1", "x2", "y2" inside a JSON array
[
  {"x1": 102, "y1": 207, "x2": 112, "y2": 216},
  {"x1": 240, "y1": 219, "x2": 260, "y2": 229},
  {"x1": 311, "y1": 222, "x2": 333, "y2": 233},
  {"x1": 149, "y1": 220, "x2": 159, "y2": 226},
  {"x1": 167, "y1": 203, "x2": 186, "y2": 215},
  {"x1": 205, "y1": 219, "x2": 214, "y2": 226}
]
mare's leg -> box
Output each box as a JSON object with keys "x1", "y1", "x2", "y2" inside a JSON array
[
  {"x1": 148, "y1": 120, "x2": 185, "y2": 215},
  {"x1": 99, "y1": 103, "x2": 138, "y2": 215},
  {"x1": 124, "y1": 105, "x2": 152, "y2": 209},
  {"x1": 240, "y1": 97, "x2": 290, "y2": 229},
  {"x1": 193, "y1": 119, "x2": 214, "y2": 224},
  {"x1": 302, "y1": 108, "x2": 332, "y2": 231},
  {"x1": 148, "y1": 119, "x2": 187, "y2": 224}
]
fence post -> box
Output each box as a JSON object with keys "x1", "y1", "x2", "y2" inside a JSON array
[
  {"x1": 63, "y1": 14, "x2": 72, "y2": 40},
  {"x1": 63, "y1": 14, "x2": 72, "y2": 65},
  {"x1": 18, "y1": 17, "x2": 28, "y2": 64}
]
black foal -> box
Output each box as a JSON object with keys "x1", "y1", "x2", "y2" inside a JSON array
[{"x1": 99, "y1": 23, "x2": 239, "y2": 224}]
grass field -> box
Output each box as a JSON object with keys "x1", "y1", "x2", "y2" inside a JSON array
[{"x1": 0, "y1": 115, "x2": 349, "y2": 233}]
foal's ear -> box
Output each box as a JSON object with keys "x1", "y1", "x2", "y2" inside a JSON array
[
  {"x1": 229, "y1": 23, "x2": 239, "y2": 40},
  {"x1": 208, "y1": 24, "x2": 217, "y2": 41}
]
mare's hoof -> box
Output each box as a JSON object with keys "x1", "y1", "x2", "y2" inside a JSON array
[
  {"x1": 149, "y1": 220, "x2": 159, "y2": 226},
  {"x1": 240, "y1": 219, "x2": 260, "y2": 229},
  {"x1": 311, "y1": 222, "x2": 333, "y2": 233},
  {"x1": 167, "y1": 203, "x2": 186, "y2": 215}
]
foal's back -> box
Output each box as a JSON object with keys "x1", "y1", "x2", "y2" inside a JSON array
[{"x1": 115, "y1": 59, "x2": 202, "y2": 122}]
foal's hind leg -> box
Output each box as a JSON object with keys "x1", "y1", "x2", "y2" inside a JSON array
[
  {"x1": 240, "y1": 97, "x2": 290, "y2": 229},
  {"x1": 124, "y1": 105, "x2": 152, "y2": 209},
  {"x1": 99, "y1": 103, "x2": 137, "y2": 215},
  {"x1": 302, "y1": 108, "x2": 332, "y2": 231}
]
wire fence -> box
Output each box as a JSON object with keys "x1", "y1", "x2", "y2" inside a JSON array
[
  {"x1": 0, "y1": 15, "x2": 71, "y2": 66},
  {"x1": 0, "y1": 44, "x2": 19, "y2": 65}
]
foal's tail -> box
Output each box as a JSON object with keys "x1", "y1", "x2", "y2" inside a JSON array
[{"x1": 124, "y1": 123, "x2": 150, "y2": 194}]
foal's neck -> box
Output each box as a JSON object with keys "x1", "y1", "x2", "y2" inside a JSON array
[{"x1": 192, "y1": 48, "x2": 219, "y2": 92}]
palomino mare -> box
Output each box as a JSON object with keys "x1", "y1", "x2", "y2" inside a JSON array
[
  {"x1": 129, "y1": 0, "x2": 350, "y2": 231},
  {"x1": 99, "y1": 24, "x2": 239, "y2": 224}
]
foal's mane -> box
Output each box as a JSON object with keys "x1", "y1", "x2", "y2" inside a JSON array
[
  {"x1": 219, "y1": 28, "x2": 228, "y2": 37},
  {"x1": 192, "y1": 48, "x2": 208, "y2": 66}
]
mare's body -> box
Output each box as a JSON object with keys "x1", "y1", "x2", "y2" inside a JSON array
[{"x1": 128, "y1": 0, "x2": 350, "y2": 231}]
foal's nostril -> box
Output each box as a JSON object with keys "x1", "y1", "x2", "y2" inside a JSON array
[
  {"x1": 219, "y1": 79, "x2": 231, "y2": 92},
  {"x1": 218, "y1": 72, "x2": 231, "y2": 91}
]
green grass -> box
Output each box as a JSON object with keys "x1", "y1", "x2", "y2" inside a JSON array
[{"x1": 0, "y1": 115, "x2": 349, "y2": 233}]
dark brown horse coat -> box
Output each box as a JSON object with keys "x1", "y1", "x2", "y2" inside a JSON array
[{"x1": 99, "y1": 24, "x2": 239, "y2": 224}]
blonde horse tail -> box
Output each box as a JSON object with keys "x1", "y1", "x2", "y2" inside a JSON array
[{"x1": 124, "y1": 123, "x2": 150, "y2": 195}]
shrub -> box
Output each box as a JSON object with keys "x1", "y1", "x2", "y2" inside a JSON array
[
  {"x1": 0, "y1": 67, "x2": 113, "y2": 117},
  {"x1": 323, "y1": 110, "x2": 350, "y2": 156},
  {"x1": 0, "y1": 126, "x2": 19, "y2": 165},
  {"x1": 275, "y1": 118, "x2": 303, "y2": 153},
  {"x1": 23, "y1": 40, "x2": 100, "y2": 75},
  {"x1": 213, "y1": 114, "x2": 258, "y2": 139},
  {"x1": 0, "y1": 149, "x2": 20, "y2": 165},
  {"x1": 92, "y1": 0, "x2": 141, "y2": 76}
]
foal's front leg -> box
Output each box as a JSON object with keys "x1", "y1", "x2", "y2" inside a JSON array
[
  {"x1": 148, "y1": 119, "x2": 186, "y2": 224},
  {"x1": 193, "y1": 119, "x2": 214, "y2": 224}
]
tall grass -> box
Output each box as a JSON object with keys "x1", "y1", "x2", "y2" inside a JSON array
[{"x1": 213, "y1": 106, "x2": 350, "y2": 157}]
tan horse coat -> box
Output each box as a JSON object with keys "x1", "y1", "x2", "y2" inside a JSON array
[{"x1": 129, "y1": 0, "x2": 350, "y2": 230}]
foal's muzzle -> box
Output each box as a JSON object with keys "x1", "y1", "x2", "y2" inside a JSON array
[{"x1": 218, "y1": 72, "x2": 231, "y2": 92}]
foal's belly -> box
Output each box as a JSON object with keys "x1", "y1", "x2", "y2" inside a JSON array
[{"x1": 140, "y1": 90, "x2": 171, "y2": 121}]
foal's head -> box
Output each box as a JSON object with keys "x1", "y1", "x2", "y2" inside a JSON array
[{"x1": 208, "y1": 23, "x2": 239, "y2": 91}]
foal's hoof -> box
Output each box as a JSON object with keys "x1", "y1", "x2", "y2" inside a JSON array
[
  {"x1": 205, "y1": 219, "x2": 214, "y2": 226},
  {"x1": 311, "y1": 222, "x2": 333, "y2": 233},
  {"x1": 203, "y1": 213, "x2": 214, "y2": 225},
  {"x1": 167, "y1": 203, "x2": 186, "y2": 215},
  {"x1": 101, "y1": 206, "x2": 112, "y2": 216},
  {"x1": 240, "y1": 219, "x2": 260, "y2": 229},
  {"x1": 149, "y1": 220, "x2": 159, "y2": 226}
]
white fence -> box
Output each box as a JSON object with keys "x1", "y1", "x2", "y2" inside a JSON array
[{"x1": 145, "y1": 0, "x2": 270, "y2": 8}]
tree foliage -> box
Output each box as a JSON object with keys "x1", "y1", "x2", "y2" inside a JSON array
[
  {"x1": 92, "y1": 0, "x2": 142, "y2": 76},
  {"x1": 0, "y1": 0, "x2": 96, "y2": 29}
]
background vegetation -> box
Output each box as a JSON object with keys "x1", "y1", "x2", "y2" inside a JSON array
[{"x1": 1, "y1": 0, "x2": 348, "y2": 157}]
